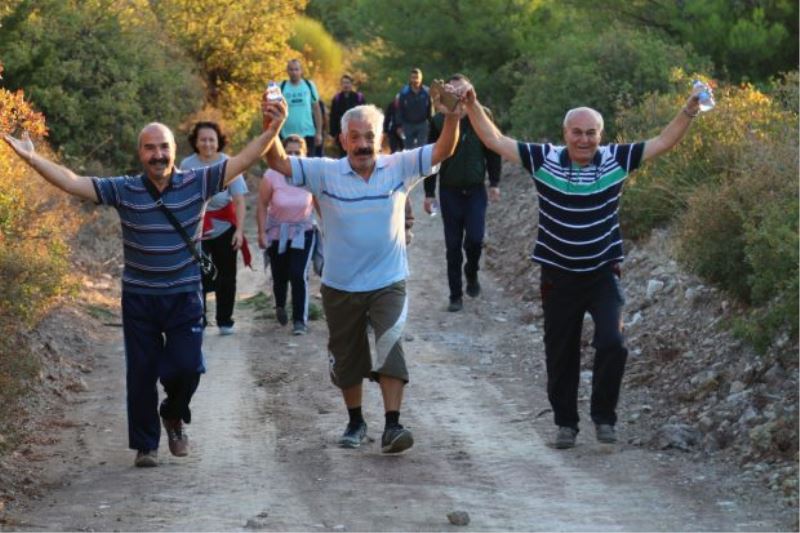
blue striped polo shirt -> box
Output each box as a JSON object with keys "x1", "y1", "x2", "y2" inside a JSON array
[
  {"x1": 289, "y1": 145, "x2": 438, "y2": 292},
  {"x1": 518, "y1": 142, "x2": 644, "y2": 272},
  {"x1": 92, "y1": 162, "x2": 226, "y2": 294}
]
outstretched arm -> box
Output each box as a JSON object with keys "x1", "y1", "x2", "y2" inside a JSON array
[
  {"x1": 642, "y1": 85, "x2": 704, "y2": 162},
  {"x1": 463, "y1": 87, "x2": 520, "y2": 164},
  {"x1": 430, "y1": 104, "x2": 460, "y2": 166},
  {"x1": 3, "y1": 134, "x2": 97, "y2": 202},
  {"x1": 224, "y1": 96, "x2": 287, "y2": 185}
]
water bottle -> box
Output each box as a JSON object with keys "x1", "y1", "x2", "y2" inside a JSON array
[
  {"x1": 693, "y1": 80, "x2": 715, "y2": 112},
  {"x1": 429, "y1": 200, "x2": 439, "y2": 217},
  {"x1": 266, "y1": 81, "x2": 282, "y2": 102}
]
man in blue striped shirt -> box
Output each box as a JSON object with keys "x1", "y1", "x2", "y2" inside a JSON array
[
  {"x1": 3, "y1": 97, "x2": 287, "y2": 467},
  {"x1": 462, "y1": 83, "x2": 707, "y2": 449}
]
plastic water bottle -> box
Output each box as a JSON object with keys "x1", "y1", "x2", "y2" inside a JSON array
[
  {"x1": 693, "y1": 80, "x2": 715, "y2": 112},
  {"x1": 429, "y1": 200, "x2": 439, "y2": 217},
  {"x1": 266, "y1": 81, "x2": 282, "y2": 102}
]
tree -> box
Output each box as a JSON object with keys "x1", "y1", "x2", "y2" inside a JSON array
[
  {"x1": 0, "y1": 0, "x2": 202, "y2": 171},
  {"x1": 148, "y1": 0, "x2": 305, "y2": 143}
]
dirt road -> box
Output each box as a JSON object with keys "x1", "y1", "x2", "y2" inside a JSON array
[{"x1": 3, "y1": 188, "x2": 790, "y2": 531}]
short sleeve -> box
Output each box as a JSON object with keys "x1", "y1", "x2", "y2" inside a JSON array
[
  {"x1": 227, "y1": 175, "x2": 248, "y2": 195},
  {"x1": 200, "y1": 160, "x2": 227, "y2": 200},
  {"x1": 399, "y1": 144, "x2": 439, "y2": 189},
  {"x1": 612, "y1": 142, "x2": 645, "y2": 173},
  {"x1": 518, "y1": 142, "x2": 548, "y2": 176},
  {"x1": 309, "y1": 81, "x2": 319, "y2": 103},
  {"x1": 289, "y1": 156, "x2": 327, "y2": 194},
  {"x1": 92, "y1": 176, "x2": 126, "y2": 207}
]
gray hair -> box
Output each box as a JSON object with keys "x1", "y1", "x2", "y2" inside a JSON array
[
  {"x1": 563, "y1": 107, "x2": 604, "y2": 131},
  {"x1": 341, "y1": 104, "x2": 384, "y2": 136}
]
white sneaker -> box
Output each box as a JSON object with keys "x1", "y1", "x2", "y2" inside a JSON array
[{"x1": 219, "y1": 325, "x2": 235, "y2": 335}]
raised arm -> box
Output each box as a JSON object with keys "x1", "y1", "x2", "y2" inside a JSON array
[
  {"x1": 642, "y1": 85, "x2": 704, "y2": 162},
  {"x1": 3, "y1": 134, "x2": 97, "y2": 202},
  {"x1": 224, "y1": 97, "x2": 287, "y2": 185},
  {"x1": 430, "y1": 107, "x2": 460, "y2": 166},
  {"x1": 463, "y1": 87, "x2": 520, "y2": 164}
]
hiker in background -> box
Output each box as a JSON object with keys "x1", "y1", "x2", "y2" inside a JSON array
[
  {"x1": 180, "y1": 121, "x2": 251, "y2": 335},
  {"x1": 256, "y1": 134, "x2": 316, "y2": 336},
  {"x1": 461, "y1": 80, "x2": 710, "y2": 449},
  {"x1": 329, "y1": 74, "x2": 366, "y2": 157},
  {"x1": 280, "y1": 58, "x2": 323, "y2": 156},
  {"x1": 3, "y1": 96, "x2": 287, "y2": 467},
  {"x1": 383, "y1": 96, "x2": 404, "y2": 154},
  {"x1": 396, "y1": 67, "x2": 431, "y2": 150}
]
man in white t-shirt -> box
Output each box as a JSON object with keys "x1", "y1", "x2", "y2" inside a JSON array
[{"x1": 266, "y1": 99, "x2": 461, "y2": 454}]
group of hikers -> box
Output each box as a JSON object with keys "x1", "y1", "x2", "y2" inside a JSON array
[{"x1": 3, "y1": 56, "x2": 710, "y2": 467}]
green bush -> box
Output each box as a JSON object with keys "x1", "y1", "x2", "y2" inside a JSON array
[
  {"x1": 508, "y1": 26, "x2": 710, "y2": 141},
  {"x1": 0, "y1": 0, "x2": 202, "y2": 172}
]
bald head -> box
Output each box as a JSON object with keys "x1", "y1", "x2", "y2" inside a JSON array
[
  {"x1": 138, "y1": 122, "x2": 175, "y2": 149},
  {"x1": 563, "y1": 107, "x2": 604, "y2": 132}
]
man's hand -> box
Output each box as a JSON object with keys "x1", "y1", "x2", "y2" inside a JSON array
[
  {"x1": 488, "y1": 186, "x2": 500, "y2": 202},
  {"x1": 461, "y1": 83, "x2": 478, "y2": 109},
  {"x1": 315, "y1": 132, "x2": 323, "y2": 148},
  {"x1": 423, "y1": 197, "x2": 436, "y2": 215},
  {"x1": 232, "y1": 228, "x2": 244, "y2": 251},
  {"x1": 262, "y1": 93, "x2": 288, "y2": 133},
  {"x1": 258, "y1": 231, "x2": 268, "y2": 250},
  {"x1": 684, "y1": 82, "x2": 707, "y2": 117},
  {"x1": 4, "y1": 132, "x2": 35, "y2": 161}
]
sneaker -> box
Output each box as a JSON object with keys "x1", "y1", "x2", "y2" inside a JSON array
[
  {"x1": 447, "y1": 297, "x2": 463, "y2": 312},
  {"x1": 555, "y1": 426, "x2": 578, "y2": 449},
  {"x1": 292, "y1": 321, "x2": 307, "y2": 335},
  {"x1": 465, "y1": 274, "x2": 481, "y2": 298},
  {"x1": 276, "y1": 307, "x2": 288, "y2": 326},
  {"x1": 381, "y1": 425, "x2": 414, "y2": 454},
  {"x1": 134, "y1": 449, "x2": 158, "y2": 468},
  {"x1": 595, "y1": 424, "x2": 617, "y2": 443},
  {"x1": 162, "y1": 418, "x2": 189, "y2": 457},
  {"x1": 219, "y1": 325, "x2": 235, "y2": 336},
  {"x1": 338, "y1": 421, "x2": 368, "y2": 449}
]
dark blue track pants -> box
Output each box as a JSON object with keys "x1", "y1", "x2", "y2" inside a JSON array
[
  {"x1": 267, "y1": 229, "x2": 315, "y2": 324},
  {"x1": 122, "y1": 291, "x2": 205, "y2": 452},
  {"x1": 439, "y1": 185, "x2": 487, "y2": 299},
  {"x1": 540, "y1": 264, "x2": 628, "y2": 429}
]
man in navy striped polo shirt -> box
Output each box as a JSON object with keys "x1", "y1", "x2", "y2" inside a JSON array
[
  {"x1": 3, "y1": 97, "x2": 288, "y2": 467},
  {"x1": 462, "y1": 83, "x2": 706, "y2": 449}
]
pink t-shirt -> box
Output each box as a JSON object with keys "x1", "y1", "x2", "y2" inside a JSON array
[{"x1": 263, "y1": 169, "x2": 314, "y2": 242}]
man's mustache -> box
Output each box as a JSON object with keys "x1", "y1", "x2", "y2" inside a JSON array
[
  {"x1": 353, "y1": 147, "x2": 374, "y2": 156},
  {"x1": 148, "y1": 157, "x2": 169, "y2": 166}
]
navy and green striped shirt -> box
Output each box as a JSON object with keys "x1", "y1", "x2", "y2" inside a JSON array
[
  {"x1": 518, "y1": 142, "x2": 644, "y2": 272},
  {"x1": 92, "y1": 162, "x2": 226, "y2": 294}
]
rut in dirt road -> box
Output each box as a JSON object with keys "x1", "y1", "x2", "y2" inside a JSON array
[{"x1": 3, "y1": 189, "x2": 791, "y2": 532}]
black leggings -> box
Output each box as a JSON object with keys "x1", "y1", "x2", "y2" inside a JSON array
[{"x1": 267, "y1": 229, "x2": 315, "y2": 324}]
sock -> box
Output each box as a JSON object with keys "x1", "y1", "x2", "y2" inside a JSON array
[
  {"x1": 348, "y1": 406, "x2": 364, "y2": 426},
  {"x1": 385, "y1": 410, "x2": 400, "y2": 429}
]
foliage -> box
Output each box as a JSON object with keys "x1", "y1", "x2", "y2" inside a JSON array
[
  {"x1": 507, "y1": 26, "x2": 710, "y2": 141},
  {"x1": 288, "y1": 15, "x2": 345, "y2": 100},
  {"x1": 0, "y1": 0, "x2": 202, "y2": 172},
  {"x1": 579, "y1": 0, "x2": 798, "y2": 83},
  {"x1": 326, "y1": 0, "x2": 542, "y2": 107},
  {"x1": 149, "y1": 0, "x2": 305, "y2": 145},
  {"x1": 617, "y1": 72, "x2": 798, "y2": 349}
]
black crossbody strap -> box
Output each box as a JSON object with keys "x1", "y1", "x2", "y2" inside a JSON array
[{"x1": 141, "y1": 176, "x2": 204, "y2": 266}]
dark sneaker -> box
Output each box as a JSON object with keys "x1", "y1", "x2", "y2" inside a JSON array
[
  {"x1": 447, "y1": 297, "x2": 463, "y2": 312},
  {"x1": 338, "y1": 421, "x2": 368, "y2": 448},
  {"x1": 276, "y1": 307, "x2": 288, "y2": 326},
  {"x1": 381, "y1": 425, "x2": 414, "y2": 454},
  {"x1": 134, "y1": 449, "x2": 158, "y2": 468},
  {"x1": 555, "y1": 426, "x2": 578, "y2": 449},
  {"x1": 595, "y1": 424, "x2": 617, "y2": 443},
  {"x1": 292, "y1": 321, "x2": 307, "y2": 335},
  {"x1": 465, "y1": 274, "x2": 481, "y2": 298},
  {"x1": 162, "y1": 418, "x2": 189, "y2": 457}
]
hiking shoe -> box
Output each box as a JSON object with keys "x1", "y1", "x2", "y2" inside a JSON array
[
  {"x1": 595, "y1": 424, "x2": 617, "y2": 443},
  {"x1": 447, "y1": 297, "x2": 463, "y2": 312},
  {"x1": 276, "y1": 307, "x2": 288, "y2": 326},
  {"x1": 134, "y1": 449, "x2": 158, "y2": 468},
  {"x1": 465, "y1": 274, "x2": 481, "y2": 298},
  {"x1": 219, "y1": 325, "x2": 235, "y2": 335},
  {"x1": 381, "y1": 425, "x2": 414, "y2": 454},
  {"x1": 555, "y1": 426, "x2": 578, "y2": 449},
  {"x1": 292, "y1": 321, "x2": 307, "y2": 335},
  {"x1": 338, "y1": 421, "x2": 368, "y2": 449},
  {"x1": 162, "y1": 418, "x2": 189, "y2": 457}
]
